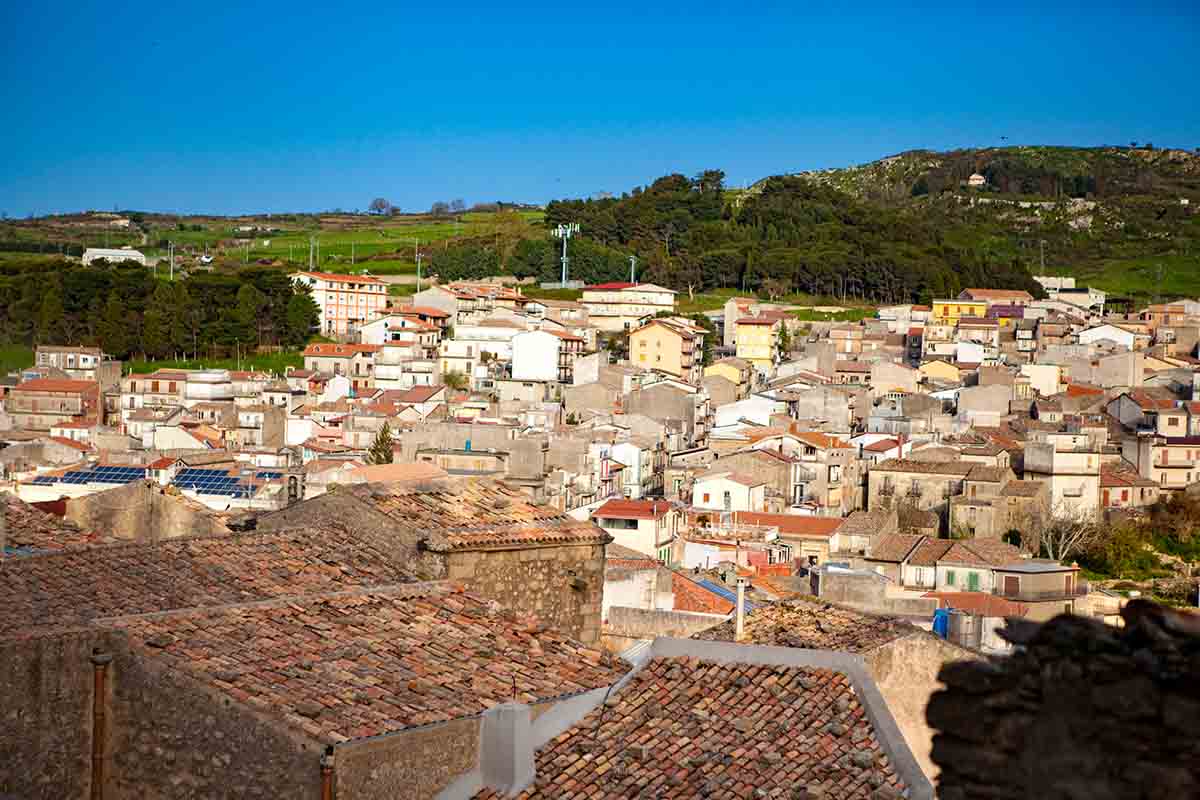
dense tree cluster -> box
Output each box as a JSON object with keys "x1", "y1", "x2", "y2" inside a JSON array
[
  {"x1": 0, "y1": 257, "x2": 319, "y2": 360},
  {"x1": 431, "y1": 170, "x2": 1044, "y2": 302}
]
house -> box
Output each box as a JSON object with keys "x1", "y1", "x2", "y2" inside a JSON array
[
  {"x1": 958, "y1": 288, "x2": 1034, "y2": 306},
  {"x1": 990, "y1": 559, "x2": 1085, "y2": 620},
  {"x1": 1076, "y1": 323, "x2": 1146, "y2": 350},
  {"x1": 580, "y1": 282, "x2": 676, "y2": 332},
  {"x1": 1100, "y1": 462, "x2": 1161, "y2": 510},
  {"x1": 731, "y1": 510, "x2": 847, "y2": 566},
  {"x1": 703, "y1": 357, "x2": 753, "y2": 398},
  {"x1": 919, "y1": 358, "x2": 962, "y2": 385},
  {"x1": 949, "y1": 479, "x2": 1049, "y2": 539},
  {"x1": 510, "y1": 329, "x2": 561, "y2": 382},
  {"x1": 81, "y1": 247, "x2": 145, "y2": 265},
  {"x1": 869, "y1": 458, "x2": 975, "y2": 516},
  {"x1": 628, "y1": 317, "x2": 706, "y2": 384},
  {"x1": 301, "y1": 343, "x2": 381, "y2": 393},
  {"x1": 6, "y1": 378, "x2": 100, "y2": 432},
  {"x1": 834, "y1": 359, "x2": 871, "y2": 384},
  {"x1": 932, "y1": 298, "x2": 988, "y2": 323},
  {"x1": 34, "y1": 345, "x2": 121, "y2": 389},
  {"x1": 590, "y1": 498, "x2": 682, "y2": 561},
  {"x1": 691, "y1": 470, "x2": 768, "y2": 513},
  {"x1": 734, "y1": 315, "x2": 781, "y2": 371},
  {"x1": 290, "y1": 271, "x2": 388, "y2": 336},
  {"x1": 967, "y1": 173, "x2": 987, "y2": 187},
  {"x1": 1023, "y1": 437, "x2": 1102, "y2": 515}
]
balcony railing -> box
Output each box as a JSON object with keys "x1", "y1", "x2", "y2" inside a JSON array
[{"x1": 994, "y1": 584, "x2": 1088, "y2": 602}]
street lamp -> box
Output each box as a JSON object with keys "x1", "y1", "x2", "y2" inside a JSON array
[{"x1": 553, "y1": 222, "x2": 580, "y2": 285}]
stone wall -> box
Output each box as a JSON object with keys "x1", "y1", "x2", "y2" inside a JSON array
[
  {"x1": 65, "y1": 482, "x2": 229, "y2": 543},
  {"x1": 601, "y1": 606, "x2": 727, "y2": 652},
  {"x1": 928, "y1": 601, "x2": 1200, "y2": 799},
  {"x1": 0, "y1": 629, "x2": 106, "y2": 799},
  {"x1": 448, "y1": 543, "x2": 605, "y2": 645},
  {"x1": 336, "y1": 717, "x2": 480, "y2": 800},
  {"x1": 819, "y1": 570, "x2": 939, "y2": 616},
  {"x1": 107, "y1": 637, "x2": 324, "y2": 799},
  {"x1": 863, "y1": 631, "x2": 978, "y2": 781}
]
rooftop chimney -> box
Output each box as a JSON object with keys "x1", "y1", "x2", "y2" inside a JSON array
[
  {"x1": 480, "y1": 702, "x2": 535, "y2": 795},
  {"x1": 735, "y1": 578, "x2": 747, "y2": 641}
]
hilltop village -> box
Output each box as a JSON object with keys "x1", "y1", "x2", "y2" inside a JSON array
[{"x1": 3, "y1": 271, "x2": 1198, "y2": 799}]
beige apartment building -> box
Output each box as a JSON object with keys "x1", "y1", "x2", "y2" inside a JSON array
[
  {"x1": 581, "y1": 282, "x2": 676, "y2": 332},
  {"x1": 628, "y1": 318, "x2": 706, "y2": 383}
]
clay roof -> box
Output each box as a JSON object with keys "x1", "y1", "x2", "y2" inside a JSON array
[
  {"x1": 480, "y1": 656, "x2": 906, "y2": 800},
  {"x1": 863, "y1": 438, "x2": 900, "y2": 453},
  {"x1": 11, "y1": 378, "x2": 97, "y2": 394},
  {"x1": 695, "y1": 597, "x2": 915, "y2": 653},
  {"x1": 1, "y1": 495, "x2": 112, "y2": 556},
  {"x1": 302, "y1": 343, "x2": 382, "y2": 357},
  {"x1": 105, "y1": 583, "x2": 627, "y2": 744},
  {"x1": 923, "y1": 591, "x2": 1030, "y2": 617},
  {"x1": 835, "y1": 360, "x2": 872, "y2": 372},
  {"x1": 791, "y1": 430, "x2": 851, "y2": 450},
  {"x1": 605, "y1": 542, "x2": 662, "y2": 570},
  {"x1": 695, "y1": 470, "x2": 767, "y2": 488},
  {"x1": 868, "y1": 533, "x2": 926, "y2": 563},
  {"x1": 46, "y1": 436, "x2": 91, "y2": 452},
  {"x1": 961, "y1": 288, "x2": 1034, "y2": 301},
  {"x1": 736, "y1": 316, "x2": 779, "y2": 326},
  {"x1": 0, "y1": 526, "x2": 419, "y2": 638},
  {"x1": 1100, "y1": 464, "x2": 1158, "y2": 488},
  {"x1": 593, "y1": 499, "x2": 675, "y2": 521},
  {"x1": 397, "y1": 304, "x2": 451, "y2": 318},
  {"x1": 293, "y1": 271, "x2": 385, "y2": 284},
  {"x1": 1001, "y1": 480, "x2": 1046, "y2": 497},
  {"x1": 347, "y1": 461, "x2": 449, "y2": 484},
  {"x1": 357, "y1": 480, "x2": 612, "y2": 552},
  {"x1": 731, "y1": 512, "x2": 844, "y2": 539},
  {"x1": 1127, "y1": 390, "x2": 1178, "y2": 411},
  {"x1": 872, "y1": 458, "x2": 974, "y2": 476},
  {"x1": 966, "y1": 465, "x2": 1009, "y2": 483},
  {"x1": 905, "y1": 538, "x2": 955, "y2": 567},
  {"x1": 938, "y1": 540, "x2": 1023, "y2": 567},
  {"x1": 391, "y1": 384, "x2": 445, "y2": 403}
]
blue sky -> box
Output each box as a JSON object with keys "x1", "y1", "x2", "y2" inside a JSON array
[{"x1": 1, "y1": 1, "x2": 1197, "y2": 216}]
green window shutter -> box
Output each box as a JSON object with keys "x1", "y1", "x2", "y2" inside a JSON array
[
  {"x1": 946, "y1": 570, "x2": 956, "y2": 587},
  {"x1": 967, "y1": 572, "x2": 980, "y2": 592}
]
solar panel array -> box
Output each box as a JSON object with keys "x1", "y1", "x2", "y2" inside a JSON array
[
  {"x1": 255, "y1": 471, "x2": 283, "y2": 480},
  {"x1": 29, "y1": 466, "x2": 146, "y2": 487},
  {"x1": 172, "y1": 468, "x2": 255, "y2": 498}
]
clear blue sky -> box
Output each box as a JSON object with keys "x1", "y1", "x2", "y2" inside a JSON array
[{"x1": 2, "y1": 1, "x2": 1196, "y2": 216}]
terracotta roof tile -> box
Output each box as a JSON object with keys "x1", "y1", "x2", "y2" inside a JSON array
[
  {"x1": 593, "y1": 499, "x2": 675, "y2": 521},
  {"x1": 694, "y1": 597, "x2": 915, "y2": 653},
  {"x1": 358, "y1": 480, "x2": 612, "y2": 551},
  {"x1": 2, "y1": 495, "x2": 112, "y2": 556},
  {"x1": 868, "y1": 533, "x2": 926, "y2": 563},
  {"x1": 479, "y1": 656, "x2": 906, "y2": 800},
  {"x1": 106, "y1": 584, "x2": 627, "y2": 744},
  {"x1": 872, "y1": 458, "x2": 974, "y2": 476},
  {"x1": 905, "y1": 539, "x2": 955, "y2": 567},
  {"x1": 0, "y1": 526, "x2": 418, "y2": 638}
]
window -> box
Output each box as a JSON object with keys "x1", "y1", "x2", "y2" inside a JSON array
[
  {"x1": 946, "y1": 570, "x2": 956, "y2": 587},
  {"x1": 723, "y1": 491, "x2": 732, "y2": 511},
  {"x1": 702, "y1": 493, "x2": 710, "y2": 504},
  {"x1": 1169, "y1": 417, "x2": 1180, "y2": 427}
]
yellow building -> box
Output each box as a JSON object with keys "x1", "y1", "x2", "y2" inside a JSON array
[
  {"x1": 919, "y1": 358, "x2": 963, "y2": 384},
  {"x1": 628, "y1": 318, "x2": 705, "y2": 383},
  {"x1": 735, "y1": 316, "x2": 780, "y2": 371},
  {"x1": 703, "y1": 357, "x2": 753, "y2": 394},
  {"x1": 931, "y1": 299, "x2": 987, "y2": 323}
]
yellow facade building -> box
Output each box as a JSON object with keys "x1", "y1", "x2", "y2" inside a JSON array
[
  {"x1": 735, "y1": 316, "x2": 780, "y2": 371},
  {"x1": 931, "y1": 299, "x2": 987, "y2": 324},
  {"x1": 628, "y1": 318, "x2": 705, "y2": 383}
]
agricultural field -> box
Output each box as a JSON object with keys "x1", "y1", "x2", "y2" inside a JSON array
[{"x1": 127, "y1": 351, "x2": 304, "y2": 375}]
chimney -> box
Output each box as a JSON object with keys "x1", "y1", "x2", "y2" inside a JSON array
[
  {"x1": 735, "y1": 578, "x2": 747, "y2": 641},
  {"x1": 480, "y1": 702, "x2": 535, "y2": 795}
]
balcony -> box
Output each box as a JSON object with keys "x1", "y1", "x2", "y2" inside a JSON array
[{"x1": 994, "y1": 583, "x2": 1088, "y2": 602}]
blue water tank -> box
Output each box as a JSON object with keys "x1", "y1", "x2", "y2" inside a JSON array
[{"x1": 932, "y1": 607, "x2": 951, "y2": 638}]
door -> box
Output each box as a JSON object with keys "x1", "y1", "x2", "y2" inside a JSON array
[
  {"x1": 1102, "y1": 489, "x2": 1110, "y2": 506},
  {"x1": 1003, "y1": 575, "x2": 1019, "y2": 596}
]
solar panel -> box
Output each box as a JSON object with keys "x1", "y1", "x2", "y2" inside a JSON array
[{"x1": 256, "y1": 471, "x2": 283, "y2": 479}]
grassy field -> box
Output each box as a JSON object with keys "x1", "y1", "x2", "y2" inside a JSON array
[
  {"x1": 126, "y1": 352, "x2": 304, "y2": 375},
  {"x1": 1068, "y1": 254, "x2": 1200, "y2": 302},
  {"x1": 0, "y1": 345, "x2": 34, "y2": 373}
]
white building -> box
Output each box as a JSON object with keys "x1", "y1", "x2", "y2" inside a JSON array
[
  {"x1": 291, "y1": 271, "x2": 388, "y2": 336},
  {"x1": 1076, "y1": 323, "x2": 1139, "y2": 350},
  {"x1": 511, "y1": 330, "x2": 561, "y2": 382},
  {"x1": 83, "y1": 248, "x2": 146, "y2": 266},
  {"x1": 590, "y1": 499, "x2": 682, "y2": 561},
  {"x1": 581, "y1": 282, "x2": 676, "y2": 332},
  {"x1": 692, "y1": 470, "x2": 767, "y2": 514}
]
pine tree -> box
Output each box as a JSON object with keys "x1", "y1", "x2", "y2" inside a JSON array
[
  {"x1": 37, "y1": 283, "x2": 65, "y2": 345},
  {"x1": 98, "y1": 292, "x2": 129, "y2": 358},
  {"x1": 366, "y1": 423, "x2": 394, "y2": 465},
  {"x1": 142, "y1": 283, "x2": 172, "y2": 359}
]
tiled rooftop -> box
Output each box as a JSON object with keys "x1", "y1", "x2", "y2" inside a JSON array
[
  {"x1": 867, "y1": 533, "x2": 925, "y2": 563},
  {"x1": 694, "y1": 598, "x2": 914, "y2": 653},
  {"x1": 105, "y1": 584, "x2": 627, "y2": 744},
  {"x1": 0, "y1": 526, "x2": 418, "y2": 638},
  {"x1": 2, "y1": 494, "x2": 112, "y2": 556},
  {"x1": 478, "y1": 656, "x2": 906, "y2": 800},
  {"x1": 872, "y1": 458, "x2": 974, "y2": 475},
  {"x1": 357, "y1": 480, "x2": 612, "y2": 552}
]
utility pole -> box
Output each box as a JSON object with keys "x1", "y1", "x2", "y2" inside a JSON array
[
  {"x1": 629, "y1": 255, "x2": 637, "y2": 284},
  {"x1": 416, "y1": 251, "x2": 423, "y2": 293},
  {"x1": 351, "y1": 242, "x2": 355, "y2": 266},
  {"x1": 553, "y1": 223, "x2": 579, "y2": 285},
  {"x1": 169, "y1": 241, "x2": 175, "y2": 281},
  {"x1": 1039, "y1": 239, "x2": 1046, "y2": 272},
  {"x1": 308, "y1": 237, "x2": 315, "y2": 269}
]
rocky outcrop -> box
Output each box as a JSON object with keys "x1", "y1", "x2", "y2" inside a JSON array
[{"x1": 927, "y1": 600, "x2": 1200, "y2": 799}]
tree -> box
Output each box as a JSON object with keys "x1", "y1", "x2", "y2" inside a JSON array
[
  {"x1": 690, "y1": 313, "x2": 716, "y2": 366},
  {"x1": 36, "y1": 283, "x2": 65, "y2": 345},
  {"x1": 98, "y1": 293, "x2": 129, "y2": 358},
  {"x1": 776, "y1": 321, "x2": 792, "y2": 359},
  {"x1": 366, "y1": 423, "x2": 394, "y2": 465},
  {"x1": 285, "y1": 288, "x2": 321, "y2": 348},
  {"x1": 141, "y1": 282, "x2": 174, "y2": 359},
  {"x1": 368, "y1": 198, "x2": 391, "y2": 215},
  {"x1": 234, "y1": 283, "x2": 266, "y2": 345},
  {"x1": 442, "y1": 370, "x2": 468, "y2": 391},
  {"x1": 1022, "y1": 503, "x2": 1104, "y2": 562}
]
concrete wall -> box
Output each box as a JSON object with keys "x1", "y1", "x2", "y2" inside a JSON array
[
  {"x1": 64, "y1": 482, "x2": 229, "y2": 543},
  {"x1": 336, "y1": 718, "x2": 481, "y2": 800},
  {"x1": 601, "y1": 606, "x2": 726, "y2": 652},
  {"x1": 863, "y1": 632, "x2": 978, "y2": 781},
  {"x1": 447, "y1": 543, "x2": 606, "y2": 645},
  {"x1": 818, "y1": 570, "x2": 939, "y2": 616}
]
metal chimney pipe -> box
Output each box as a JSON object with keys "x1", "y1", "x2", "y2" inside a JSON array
[{"x1": 735, "y1": 578, "x2": 747, "y2": 641}]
